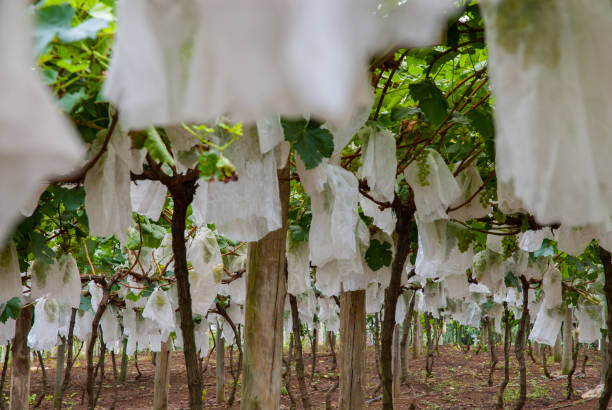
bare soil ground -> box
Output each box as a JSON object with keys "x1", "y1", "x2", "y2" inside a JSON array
[{"x1": 14, "y1": 344, "x2": 605, "y2": 409}]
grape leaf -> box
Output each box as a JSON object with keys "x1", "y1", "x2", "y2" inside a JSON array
[
  {"x1": 125, "y1": 291, "x2": 141, "y2": 302},
  {"x1": 534, "y1": 238, "x2": 556, "y2": 258},
  {"x1": 35, "y1": 4, "x2": 109, "y2": 54},
  {"x1": 145, "y1": 127, "x2": 175, "y2": 166},
  {"x1": 504, "y1": 271, "x2": 520, "y2": 290},
  {"x1": 282, "y1": 118, "x2": 334, "y2": 169},
  {"x1": 58, "y1": 88, "x2": 88, "y2": 113},
  {"x1": 409, "y1": 79, "x2": 448, "y2": 126},
  {"x1": 31, "y1": 232, "x2": 56, "y2": 264},
  {"x1": 365, "y1": 239, "x2": 393, "y2": 271},
  {"x1": 52, "y1": 186, "x2": 85, "y2": 211},
  {"x1": 0, "y1": 297, "x2": 21, "y2": 323},
  {"x1": 79, "y1": 294, "x2": 92, "y2": 312}
]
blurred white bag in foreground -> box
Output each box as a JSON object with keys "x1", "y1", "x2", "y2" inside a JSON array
[
  {"x1": 483, "y1": 0, "x2": 612, "y2": 226},
  {"x1": 105, "y1": 0, "x2": 456, "y2": 127},
  {"x1": 0, "y1": 1, "x2": 85, "y2": 243}
]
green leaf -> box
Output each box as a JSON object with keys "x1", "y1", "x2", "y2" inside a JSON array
[
  {"x1": 52, "y1": 186, "x2": 85, "y2": 211},
  {"x1": 480, "y1": 299, "x2": 496, "y2": 312},
  {"x1": 197, "y1": 151, "x2": 218, "y2": 180},
  {"x1": 34, "y1": 4, "x2": 110, "y2": 54},
  {"x1": 141, "y1": 219, "x2": 166, "y2": 248},
  {"x1": 566, "y1": 255, "x2": 587, "y2": 274},
  {"x1": 40, "y1": 68, "x2": 58, "y2": 85},
  {"x1": 56, "y1": 59, "x2": 90, "y2": 73},
  {"x1": 390, "y1": 106, "x2": 421, "y2": 122},
  {"x1": 466, "y1": 109, "x2": 494, "y2": 141},
  {"x1": 125, "y1": 292, "x2": 140, "y2": 302},
  {"x1": 58, "y1": 88, "x2": 88, "y2": 113},
  {"x1": 128, "y1": 218, "x2": 166, "y2": 250},
  {"x1": 534, "y1": 238, "x2": 556, "y2": 258},
  {"x1": 289, "y1": 224, "x2": 308, "y2": 243},
  {"x1": 282, "y1": 119, "x2": 334, "y2": 169},
  {"x1": 79, "y1": 295, "x2": 92, "y2": 312},
  {"x1": 58, "y1": 18, "x2": 109, "y2": 43},
  {"x1": 409, "y1": 80, "x2": 448, "y2": 126},
  {"x1": 35, "y1": 4, "x2": 75, "y2": 54},
  {"x1": 365, "y1": 239, "x2": 393, "y2": 271},
  {"x1": 144, "y1": 128, "x2": 175, "y2": 166},
  {"x1": 0, "y1": 297, "x2": 21, "y2": 323},
  {"x1": 446, "y1": 22, "x2": 460, "y2": 47},
  {"x1": 31, "y1": 232, "x2": 56, "y2": 264},
  {"x1": 504, "y1": 271, "x2": 520, "y2": 290}
]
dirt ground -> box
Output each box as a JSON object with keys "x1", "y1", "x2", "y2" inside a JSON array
[{"x1": 15, "y1": 344, "x2": 606, "y2": 409}]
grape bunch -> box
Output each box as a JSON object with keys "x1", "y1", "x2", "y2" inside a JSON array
[
  {"x1": 416, "y1": 151, "x2": 431, "y2": 187},
  {"x1": 501, "y1": 235, "x2": 519, "y2": 259},
  {"x1": 456, "y1": 228, "x2": 474, "y2": 253}
]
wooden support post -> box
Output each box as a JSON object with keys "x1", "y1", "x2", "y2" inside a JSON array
[
  {"x1": 339, "y1": 290, "x2": 366, "y2": 410},
  {"x1": 10, "y1": 305, "x2": 33, "y2": 410},
  {"x1": 216, "y1": 327, "x2": 225, "y2": 403},
  {"x1": 53, "y1": 341, "x2": 66, "y2": 409},
  {"x1": 241, "y1": 164, "x2": 289, "y2": 410},
  {"x1": 153, "y1": 341, "x2": 171, "y2": 410}
]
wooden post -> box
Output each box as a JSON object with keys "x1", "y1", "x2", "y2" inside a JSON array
[
  {"x1": 153, "y1": 341, "x2": 171, "y2": 410},
  {"x1": 53, "y1": 341, "x2": 66, "y2": 409},
  {"x1": 339, "y1": 290, "x2": 366, "y2": 410},
  {"x1": 10, "y1": 304, "x2": 33, "y2": 410},
  {"x1": 392, "y1": 324, "x2": 401, "y2": 398},
  {"x1": 412, "y1": 314, "x2": 423, "y2": 358},
  {"x1": 400, "y1": 291, "x2": 414, "y2": 384},
  {"x1": 241, "y1": 164, "x2": 289, "y2": 410},
  {"x1": 216, "y1": 326, "x2": 225, "y2": 403},
  {"x1": 562, "y1": 308, "x2": 573, "y2": 374},
  {"x1": 119, "y1": 338, "x2": 128, "y2": 383},
  {"x1": 553, "y1": 333, "x2": 562, "y2": 363}
]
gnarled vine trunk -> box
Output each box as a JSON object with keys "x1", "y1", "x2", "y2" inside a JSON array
[
  {"x1": 86, "y1": 288, "x2": 110, "y2": 410},
  {"x1": 392, "y1": 324, "x2": 401, "y2": 397},
  {"x1": 381, "y1": 198, "x2": 414, "y2": 410},
  {"x1": 496, "y1": 302, "x2": 510, "y2": 409},
  {"x1": 598, "y1": 246, "x2": 612, "y2": 410},
  {"x1": 400, "y1": 291, "x2": 415, "y2": 384},
  {"x1": 241, "y1": 164, "x2": 289, "y2": 410},
  {"x1": 62, "y1": 308, "x2": 77, "y2": 392},
  {"x1": 168, "y1": 177, "x2": 202, "y2": 409}
]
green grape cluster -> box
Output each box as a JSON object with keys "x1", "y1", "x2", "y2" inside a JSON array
[
  {"x1": 501, "y1": 235, "x2": 519, "y2": 259},
  {"x1": 451, "y1": 124, "x2": 471, "y2": 142},
  {"x1": 492, "y1": 207, "x2": 507, "y2": 224},
  {"x1": 416, "y1": 151, "x2": 431, "y2": 187},
  {"x1": 479, "y1": 185, "x2": 496, "y2": 208},
  {"x1": 456, "y1": 229, "x2": 474, "y2": 253}
]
